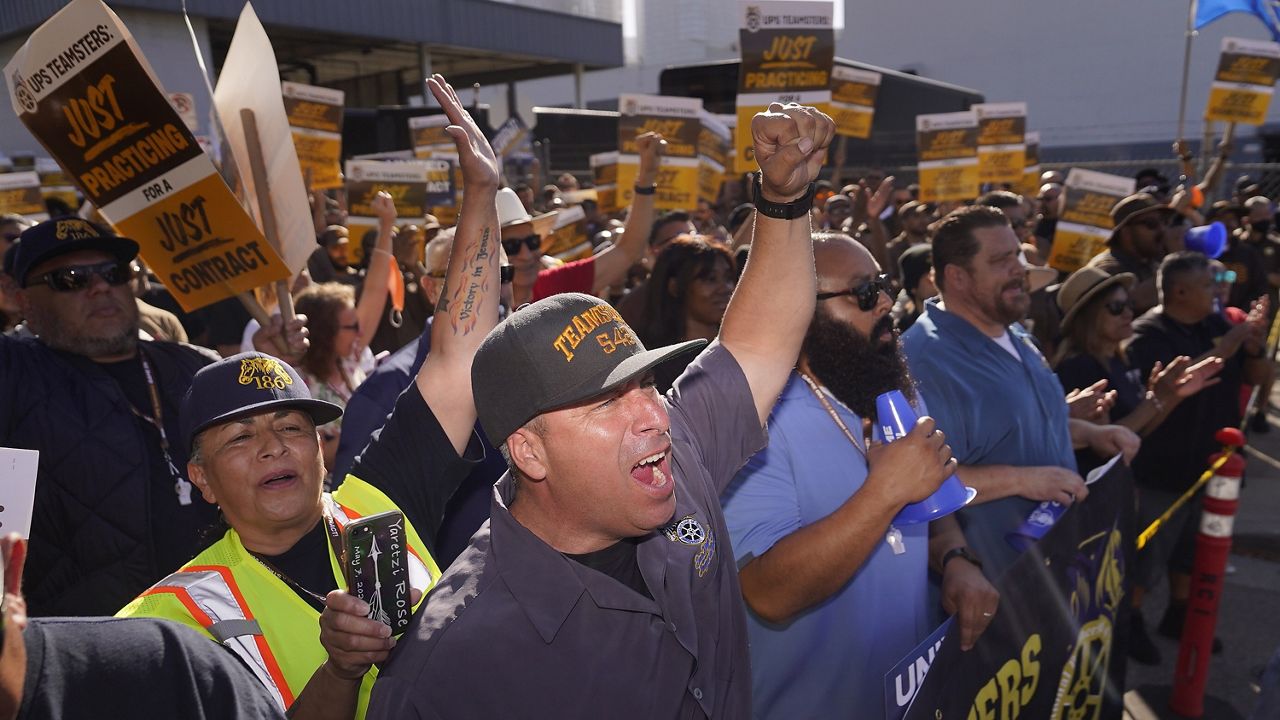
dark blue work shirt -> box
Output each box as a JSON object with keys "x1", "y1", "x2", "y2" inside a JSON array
[{"x1": 902, "y1": 298, "x2": 1076, "y2": 579}]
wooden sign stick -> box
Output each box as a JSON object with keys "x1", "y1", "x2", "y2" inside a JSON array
[{"x1": 240, "y1": 108, "x2": 296, "y2": 322}]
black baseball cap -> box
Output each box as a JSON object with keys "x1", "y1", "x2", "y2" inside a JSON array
[
  {"x1": 11, "y1": 216, "x2": 138, "y2": 287},
  {"x1": 180, "y1": 352, "x2": 342, "y2": 453},
  {"x1": 472, "y1": 293, "x2": 706, "y2": 443}
]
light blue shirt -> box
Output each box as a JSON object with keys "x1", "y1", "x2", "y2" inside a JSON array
[
  {"x1": 901, "y1": 298, "x2": 1076, "y2": 579},
  {"x1": 721, "y1": 373, "x2": 930, "y2": 720}
]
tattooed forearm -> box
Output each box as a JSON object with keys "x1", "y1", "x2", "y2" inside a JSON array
[{"x1": 446, "y1": 226, "x2": 494, "y2": 336}]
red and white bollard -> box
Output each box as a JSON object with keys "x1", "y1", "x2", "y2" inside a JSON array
[{"x1": 1170, "y1": 427, "x2": 1247, "y2": 718}]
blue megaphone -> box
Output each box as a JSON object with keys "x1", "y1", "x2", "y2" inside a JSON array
[
  {"x1": 1184, "y1": 221, "x2": 1227, "y2": 259},
  {"x1": 874, "y1": 390, "x2": 977, "y2": 525}
]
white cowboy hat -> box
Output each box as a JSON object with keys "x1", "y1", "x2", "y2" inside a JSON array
[{"x1": 497, "y1": 187, "x2": 558, "y2": 233}]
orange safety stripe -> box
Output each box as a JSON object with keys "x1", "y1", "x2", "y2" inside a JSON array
[
  {"x1": 142, "y1": 586, "x2": 215, "y2": 627},
  {"x1": 185, "y1": 564, "x2": 296, "y2": 707}
]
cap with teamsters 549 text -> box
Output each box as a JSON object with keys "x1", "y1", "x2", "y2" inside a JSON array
[{"x1": 472, "y1": 293, "x2": 706, "y2": 443}]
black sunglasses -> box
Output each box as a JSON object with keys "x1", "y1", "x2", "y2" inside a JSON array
[
  {"x1": 502, "y1": 234, "x2": 541, "y2": 256},
  {"x1": 1103, "y1": 298, "x2": 1135, "y2": 317},
  {"x1": 28, "y1": 259, "x2": 132, "y2": 292},
  {"x1": 816, "y1": 273, "x2": 891, "y2": 311}
]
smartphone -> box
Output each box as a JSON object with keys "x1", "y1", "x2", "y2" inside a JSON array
[{"x1": 342, "y1": 510, "x2": 412, "y2": 635}]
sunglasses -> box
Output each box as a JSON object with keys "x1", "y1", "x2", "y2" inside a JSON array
[
  {"x1": 425, "y1": 265, "x2": 515, "y2": 283},
  {"x1": 1103, "y1": 298, "x2": 1136, "y2": 317},
  {"x1": 28, "y1": 259, "x2": 132, "y2": 291},
  {"x1": 1214, "y1": 270, "x2": 1238, "y2": 284},
  {"x1": 502, "y1": 234, "x2": 541, "y2": 256},
  {"x1": 1134, "y1": 217, "x2": 1165, "y2": 231},
  {"x1": 816, "y1": 273, "x2": 891, "y2": 311}
]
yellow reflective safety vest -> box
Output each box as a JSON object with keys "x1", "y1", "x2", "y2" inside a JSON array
[{"x1": 117, "y1": 476, "x2": 440, "y2": 718}]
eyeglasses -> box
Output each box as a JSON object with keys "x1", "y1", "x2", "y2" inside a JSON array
[
  {"x1": 1103, "y1": 298, "x2": 1136, "y2": 317},
  {"x1": 502, "y1": 234, "x2": 541, "y2": 256},
  {"x1": 1134, "y1": 217, "x2": 1165, "y2": 231},
  {"x1": 1214, "y1": 270, "x2": 1238, "y2": 284},
  {"x1": 28, "y1": 259, "x2": 132, "y2": 291},
  {"x1": 816, "y1": 273, "x2": 891, "y2": 311}
]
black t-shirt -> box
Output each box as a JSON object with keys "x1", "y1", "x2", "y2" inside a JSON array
[
  {"x1": 1127, "y1": 310, "x2": 1244, "y2": 492},
  {"x1": 565, "y1": 538, "x2": 653, "y2": 600},
  {"x1": 1055, "y1": 352, "x2": 1144, "y2": 423},
  {"x1": 18, "y1": 616, "x2": 283, "y2": 720},
  {"x1": 265, "y1": 384, "x2": 479, "y2": 604},
  {"x1": 97, "y1": 355, "x2": 219, "y2": 577}
]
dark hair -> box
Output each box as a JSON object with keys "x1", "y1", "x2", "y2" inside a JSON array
[
  {"x1": 976, "y1": 190, "x2": 1024, "y2": 212},
  {"x1": 1158, "y1": 251, "x2": 1209, "y2": 298},
  {"x1": 514, "y1": 183, "x2": 532, "y2": 194},
  {"x1": 318, "y1": 225, "x2": 348, "y2": 248},
  {"x1": 649, "y1": 210, "x2": 692, "y2": 246},
  {"x1": 931, "y1": 205, "x2": 1010, "y2": 291},
  {"x1": 293, "y1": 282, "x2": 357, "y2": 381},
  {"x1": 639, "y1": 236, "x2": 734, "y2": 349}
]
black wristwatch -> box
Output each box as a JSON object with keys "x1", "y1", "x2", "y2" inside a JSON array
[
  {"x1": 633, "y1": 184, "x2": 656, "y2": 196},
  {"x1": 942, "y1": 546, "x2": 983, "y2": 571},
  {"x1": 751, "y1": 172, "x2": 815, "y2": 220}
]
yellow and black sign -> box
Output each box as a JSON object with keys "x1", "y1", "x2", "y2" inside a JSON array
[
  {"x1": 1205, "y1": 36, "x2": 1280, "y2": 125},
  {"x1": 698, "y1": 110, "x2": 732, "y2": 205},
  {"x1": 409, "y1": 114, "x2": 452, "y2": 159},
  {"x1": 4, "y1": 0, "x2": 288, "y2": 311},
  {"x1": 976, "y1": 102, "x2": 1027, "y2": 186},
  {"x1": 735, "y1": 0, "x2": 834, "y2": 173},
  {"x1": 36, "y1": 157, "x2": 77, "y2": 210},
  {"x1": 344, "y1": 158, "x2": 451, "y2": 264},
  {"x1": 830, "y1": 65, "x2": 880, "y2": 139},
  {"x1": 0, "y1": 171, "x2": 48, "y2": 220},
  {"x1": 618, "y1": 93, "x2": 702, "y2": 211},
  {"x1": 283, "y1": 81, "x2": 344, "y2": 190},
  {"x1": 592, "y1": 151, "x2": 619, "y2": 213},
  {"x1": 1021, "y1": 131, "x2": 1041, "y2": 197},
  {"x1": 1048, "y1": 168, "x2": 1134, "y2": 273},
  {"x1": 916, "y1": 110, "x2": 979, "y2": 203}
]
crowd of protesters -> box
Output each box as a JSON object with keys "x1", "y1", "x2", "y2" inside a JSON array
[{"x1": 1, "y1": 73, "x2": 1278, "y2": 720}]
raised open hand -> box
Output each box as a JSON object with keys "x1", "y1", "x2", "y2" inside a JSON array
[{"x1": 426, "y1": 74, "x2": 499, "y2": 190}]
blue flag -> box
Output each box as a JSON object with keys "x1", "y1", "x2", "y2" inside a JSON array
[{"x1": 1194, "y1": 0, "x2": 1280, "y2": 41}]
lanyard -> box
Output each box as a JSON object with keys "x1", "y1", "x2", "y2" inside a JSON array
[
  {"x1": 796, "y1": 371, "x2": 867, "y2": 461},
  {"x1": 249, "y1": 502, "x2": 345, "y2": 612},
  {"x1": 796, "y1": 372, "x2": 905, "y2": 555},
  {"x1": 130, "y1": 351, "x2": 193, "y2": 506}
]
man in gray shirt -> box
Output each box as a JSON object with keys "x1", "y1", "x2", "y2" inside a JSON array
[{"x1": 368, "y1": 105, "x2": 888, "y2": 718}]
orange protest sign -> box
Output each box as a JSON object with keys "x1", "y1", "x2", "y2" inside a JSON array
[{"x1": 4, "y1": 0, "x2": 288, "y2": 311}]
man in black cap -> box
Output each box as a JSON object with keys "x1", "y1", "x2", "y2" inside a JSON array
[
  {"x1": 369, "y1": 102, "x2": 835, "y2": 719},
  {"x1": 0, "y1": 215, "x2": 306, "y2": 617},
  {"x1": 116, "y1": 74, "x2": 501, "y2": 720},
  {"x1": 1087, "y1": 192, "x2": 1177, "y2": 315}
]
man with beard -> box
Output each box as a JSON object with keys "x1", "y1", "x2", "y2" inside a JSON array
[
  {"x1": 720, "y1": 233, "x2": 998, "y2": 720},
  {"x1": 0, "y1": 217, "x2": 305, "y2": 616},
  {"x1": 1087, "y1": 193, "x2": 1176, "y2": 315},
  {"x1": 903, "y1": 206, "x2": 1140, "y2": 578}
]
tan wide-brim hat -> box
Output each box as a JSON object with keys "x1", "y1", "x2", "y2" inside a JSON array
[
  {"x1": 1109, "y1": 192, "x2": 1176, "y2": 238},
  {"x1": 1057, "y1": 266, "x2": 1136, "y2": 330},
  {"x1": 497, "y1": 187, "x2": 558, "y2": 233}
]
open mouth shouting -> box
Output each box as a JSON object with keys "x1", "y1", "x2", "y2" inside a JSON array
[{"x1": 630, "y1": 447, "x2": 673, "y2": 497}]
